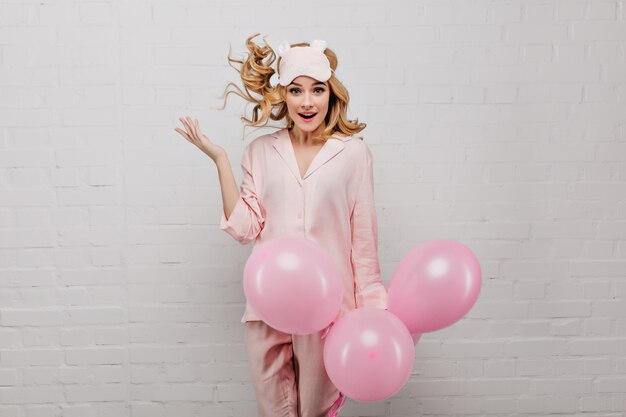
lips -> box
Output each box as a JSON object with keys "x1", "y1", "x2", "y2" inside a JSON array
[{"x1": 298, "y1": 112, "x2": 318, "y2": 122}]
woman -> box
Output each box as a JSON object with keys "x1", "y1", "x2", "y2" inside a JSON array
[{"x1": 175, "y1": 33, "x2": 387, "y2": 417}]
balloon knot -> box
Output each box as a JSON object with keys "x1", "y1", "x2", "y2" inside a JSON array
[
  {"x1": 327, "y1": 392, "x2": 346, "y2": 417},
  {"x1": 321, "y1": 321, "x2": 334, "y2": 340}
]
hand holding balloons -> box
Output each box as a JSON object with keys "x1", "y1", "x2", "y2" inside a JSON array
[{"x1": 241, "y1": 235, "x2": 482, "y2": 405}]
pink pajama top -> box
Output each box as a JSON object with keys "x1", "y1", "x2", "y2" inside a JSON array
[{"x1": 219, "y1": 127, "x2": 388, "y2": 323}]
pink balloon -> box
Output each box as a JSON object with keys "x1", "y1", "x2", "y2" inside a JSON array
[
  {"x1": 323, "y1": 308, "x2": 415, "y2": 402},
  {"x1": 410, "y1": 333, "x2": 422, "y2": 345},
  {"x1": 388, "y1": 239, "x2": 482, "y2": 333},
  {"x1": 243, "y1": 236, "x2": 343, "y2": 335}
]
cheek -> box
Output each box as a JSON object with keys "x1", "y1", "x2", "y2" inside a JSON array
[
  {"x1": 315, "y1": 94, "x2": 328, "y2": 105},
  {"x1": 285, "y1": 99, "x2": 297, "y2": 113},
  {"x1": 318, "y1": 98, "x2": 330, "y2": 113}
]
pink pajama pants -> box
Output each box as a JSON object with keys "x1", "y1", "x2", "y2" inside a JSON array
[{"x1": 243, "y1": 320, "x2": 346, "y2": 417}]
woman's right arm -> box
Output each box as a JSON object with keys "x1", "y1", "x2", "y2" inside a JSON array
[
  {"x1": 175, "y1": 115, "x2": 239, "y2": 219},
  {"x1": 175, "y1": 116, "x2": 265, "y2": 244},
  {"x1": 215, "y1": 156, "x2": 240, "y2": 220},
  {"x1": 216, "y1": 145, "x2": 266, "y2": 244}
]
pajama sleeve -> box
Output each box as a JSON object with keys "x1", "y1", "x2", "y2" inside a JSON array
[
  {"x1": 219, "y1": 144, "x2": 265, "y2": 245},
  {"x1": 350, "y1": 143, "x2": 388, "y2": 310}
]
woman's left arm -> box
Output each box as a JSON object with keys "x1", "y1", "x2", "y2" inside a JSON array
[{"x1": 350, "y1": 142, "x2": 388, "y2": 310}]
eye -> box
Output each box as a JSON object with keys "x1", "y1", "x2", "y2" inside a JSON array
[{"x1": 289, "y1": 87, "x2": 325, "y2": 94}]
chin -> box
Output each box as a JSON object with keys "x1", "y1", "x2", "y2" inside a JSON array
[
  {"x1": 296, "y1": 123, "x2": 320, "y2": 131},
  {"x1": 294, "y1": 118, "x2": 325, "y2": 131}
]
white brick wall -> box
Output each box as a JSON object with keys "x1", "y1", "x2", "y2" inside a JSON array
[{"x1": 1, "y1": 0, "x2": 625, "y2": 416}]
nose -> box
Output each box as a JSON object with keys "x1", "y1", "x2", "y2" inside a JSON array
[{"x1": 302, "y1": 91, "x2": 313, "y2": 107}]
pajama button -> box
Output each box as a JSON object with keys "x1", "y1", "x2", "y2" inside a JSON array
[{"x1": 297, "y1": 213, "x2": 302, "y2": 219}]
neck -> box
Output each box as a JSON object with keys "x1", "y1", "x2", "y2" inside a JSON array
[{"x1": 289, "y1": 124, "x2": 326, "y2": 146}]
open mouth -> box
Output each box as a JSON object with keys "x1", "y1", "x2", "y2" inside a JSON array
[{"x1": 298, "y1": 113, "x2": 317, "y2": 122}]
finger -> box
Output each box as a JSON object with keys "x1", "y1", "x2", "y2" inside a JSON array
[
  {"x1": 178, "y1": 117, "x2": 190, "y2": 133},
  {"x1": 181, "y1": 116, "x2": 195, "y2": 138},
  {"x1": 188, "y1": 117, "x2": 199, "y2": 139},
  {"x1": 174, "y1": 128, "x2": 193, "y2": 143},
  {"x1": 174, "y1": 127, "x2": 189, "y2": 137},
  {"x1": 194, "y1": 118, "x2": 205, "y2": 139},
  {"x1": 180, "y1": 116, "x2": 192, "y2": 133},
  {"x1": 180, "y1": 117, "x2": 197, "y2": 142}
]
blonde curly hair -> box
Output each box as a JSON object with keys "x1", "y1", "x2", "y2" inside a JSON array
[{"x1": 217, "y1": 33, "x2": 366, "y2": 143}]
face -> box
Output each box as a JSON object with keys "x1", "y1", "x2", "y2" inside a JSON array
[{"x1": 284, "y1": 75, "x2": 330, "y2": 133}]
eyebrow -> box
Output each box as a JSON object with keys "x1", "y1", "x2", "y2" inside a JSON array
[{"x1": 289, "y1": 81, "x2": 327, "y2": 87}]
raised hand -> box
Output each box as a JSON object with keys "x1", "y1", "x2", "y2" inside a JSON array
[{"x1": 175, "y1": 116, "x2": 227, "y2": 163}]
